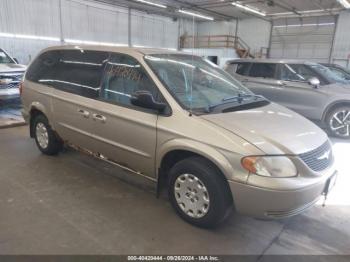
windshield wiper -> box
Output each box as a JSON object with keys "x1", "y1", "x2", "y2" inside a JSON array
[
  {"x1": 222, "y1": 93, "x2": 264, "y2": 103},
  {"x1": 206, "y1": 93, "x2": 265, "y2": 113}
]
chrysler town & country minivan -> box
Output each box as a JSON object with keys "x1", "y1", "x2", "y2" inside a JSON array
[{"x1": 21, "y1": 46, "x2": 337, "y2": 227}]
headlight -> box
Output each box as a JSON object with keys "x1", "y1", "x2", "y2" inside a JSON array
[{"x1": 241, "y1": 156, "x2": 298, "y2": 178}]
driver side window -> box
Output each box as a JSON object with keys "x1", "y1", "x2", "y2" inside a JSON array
[
  {"x1": 101, "y1": 54, "x2": 161, "y2": 108},
  {"x1": 280, "y1": 64, "x2": 317, "y2": 82}
]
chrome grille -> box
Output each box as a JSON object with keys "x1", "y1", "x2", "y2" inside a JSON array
[
  {"x1": 1, "y1": 72, "x2": 24, "y2": 81},
  {"x1": 299, "y1": 141, "x2": 333, "y2": 172},
  {"x1": 0, "y1": 82, "x2": 20, "y2": 89},
  {"x1": 0, "y1": 72, "x2": 23, "y2": 90},
  {"x1": 9, "y1": 74, "x2": 23, "y2": 82}
]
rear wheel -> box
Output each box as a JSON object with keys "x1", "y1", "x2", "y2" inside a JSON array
[
  {"x1": 33, "y1": 114, "x2": 62, "y2": 155},
  {"x1": 168, "y1": 156, "x2": 233, "y2": 228},
  {"x1": 326, "y1": 106, "x2": 350, "y2": 139}
]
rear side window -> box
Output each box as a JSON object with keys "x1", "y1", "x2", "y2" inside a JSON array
[
  {"x1": 249, "y1": 63, "x2": 277, "y2": 78},
  {"x1": 234, "y1": 62, "x2": 251, "y2": 76},
  {"x1": 26, "y1": 49, "x2": 109, "y2": 98},
  {"x1": 100, "y1": 53, "x2": 161, "y2": 108}
]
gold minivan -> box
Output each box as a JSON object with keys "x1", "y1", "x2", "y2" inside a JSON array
[{"x1": 21, "y1": 46, "x2": 337, "y2": 227}]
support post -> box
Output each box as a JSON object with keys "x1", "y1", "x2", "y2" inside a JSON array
[
  {"x1": 128, "y1": 7, "x2": 132, "y2": 47},
  {"x1": 267, "y1": 20, "x2": 273, "y2": 58},
  {"x1": 58, "y1": 0, "x2": 64, "y2": 44},
  {"x1": 329, "y1": 15, "x2": 339, "y2": 63}
]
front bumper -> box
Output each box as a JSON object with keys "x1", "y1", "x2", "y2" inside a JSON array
[
  {"x1": 0, "y1": 87, "x2": 19, "y2": 100},
  {"x1": 21, "y1": 108, "x2": 30, "y2": 124},
  {"x1": 228, "y1": 170, "x2": 337, "y2": 219}
]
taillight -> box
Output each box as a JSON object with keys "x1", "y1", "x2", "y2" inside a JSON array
[{"x1": 19, "y1": 82, "x2": 24, "y2": 96}]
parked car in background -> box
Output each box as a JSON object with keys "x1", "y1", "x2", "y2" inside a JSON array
[
  {"x1": 321, "y1": 63, "x2": 350, "y2": 82},
  {"x1": 224, "y1": 59, "x2": 350, "y2": 138},
  {"x1": 0, "y1": 48, "x2": 26, "y2": 100},
  {"x1": 21, "y1": 46, "x2": 337, "y2": 227}
]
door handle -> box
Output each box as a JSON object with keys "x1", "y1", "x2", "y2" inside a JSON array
[
  {"x1": 92, "y1": 113, "x2": 106, "y2": 123},
  {"x1": 77, "y1": 109, "x2": 90, "y2": 118}
]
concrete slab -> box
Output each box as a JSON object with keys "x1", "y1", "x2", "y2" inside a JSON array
[
  {"x1": 0, "y1": 177, "x2": 108, "y2": 255},
  {"x1": 0, "y1": 126, "x2": 349, "y2": 255},
  {"x1": 0, "y1": 101, "x2": 25, "y2": 129},
  {"x1": 0, "y1": 118, "x2": 26, "y2": 129}
]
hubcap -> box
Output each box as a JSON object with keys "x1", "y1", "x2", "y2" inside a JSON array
[
  {"x1": 174, "y1": 174, "x2": 210, "y2": 218},
  {"x1": 36, "y1": 123, "x2": 49, "y2": 149},
  {"x1": 330, "y1": 109, "x2": 350, "y2": 138}
]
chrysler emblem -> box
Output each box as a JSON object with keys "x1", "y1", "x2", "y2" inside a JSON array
[{"x1": 317, "y1": 150, "x2": 331, "y2": 161}]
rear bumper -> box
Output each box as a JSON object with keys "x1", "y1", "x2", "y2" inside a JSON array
[{"x1": 228, "y1": 171, "x2": 337, "y2": 219}]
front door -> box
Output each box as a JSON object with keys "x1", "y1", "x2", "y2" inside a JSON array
[
  {"x1": 269, "y1": 63, "x2": 329, "y2": 119},
  {"x1": 239, "y1": 62, "x2": 286, "y2": 100},
  {"x1": 90, "y1": 53, "x2": 162, "y2": 177}
]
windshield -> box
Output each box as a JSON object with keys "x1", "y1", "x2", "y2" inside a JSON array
[
  {"x1": 307, "y1": 63, "x2": 348, "y2": 84},
  {"x1": 0, "y1": 49, "x2": 15, "y2": 64},
  {"x1": 327, "y1": 66, "x2": 350, "y2": 81},
  {"x1": 144, "y1": 54, "x2": 255, "y2": 111}
]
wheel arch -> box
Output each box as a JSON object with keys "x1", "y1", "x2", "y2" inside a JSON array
[
  {"x1": 322, "y1": 100, "x2": 350, "y2": 122},
  {"x1": 156, "y1": 139, "x2": 235, "y2": 197},
  {"x1": 29, "y1": 102, "x2": 49, "y2": 138}
]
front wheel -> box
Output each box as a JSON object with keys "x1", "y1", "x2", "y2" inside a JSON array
[
  {"x1": 168, "y1": 157, "x2": 233, "y2": 228},
  {"x1": 326, "y1": 106, "x2": 350, "y2": 139}
]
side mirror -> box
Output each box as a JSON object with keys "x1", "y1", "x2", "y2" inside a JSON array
[
  {"x1": 130, "y1": 90, "x2": 167, "y2": 112},
  {"x1": 13, "y1": 58, "x2": 19, "y2": 64},
  {"x1": 308, "y1": 77, "x2": 320, "y2": 88}
]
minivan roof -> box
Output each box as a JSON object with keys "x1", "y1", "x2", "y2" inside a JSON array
[
  {"x1": 39, "y1": 45, "x2": 183, "y2": 56},
  {"x1": 226, "y1": 58, "x2": 318, "y2": 65}
]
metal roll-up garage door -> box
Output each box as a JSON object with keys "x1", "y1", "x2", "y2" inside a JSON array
[{"x1": 269, "y1": 16, "x2": 337, "y2": 63}]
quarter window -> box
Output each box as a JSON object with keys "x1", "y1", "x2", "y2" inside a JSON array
[
  {"x1": 101, "y1": 54, "x2": 161, "y2": 108},
  {"x1": 249, "y1": 63, "x2": 277, "y2": 78}
]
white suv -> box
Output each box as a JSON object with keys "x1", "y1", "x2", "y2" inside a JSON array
[{"x1": 0, "y1": 48, "x2": 26, "y2": 100}]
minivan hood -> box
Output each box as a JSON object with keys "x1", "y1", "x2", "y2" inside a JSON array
[
  {"x1": 0, "y1": 63, "x2": 26, "y2": 73},
  {"x1": 200, "y1": 103, "x2": 328, "y2": 155}
]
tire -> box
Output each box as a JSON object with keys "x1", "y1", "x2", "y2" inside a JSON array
[
  {"x1": 168, "y1": 156, "x2": 233, "y2": 228},
  {"x1": 325, "y1": 106, "x2": 350, "y2": 139},
  {"x1": 33, "y1": 114, "x2": 62, "y2": 155}
]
